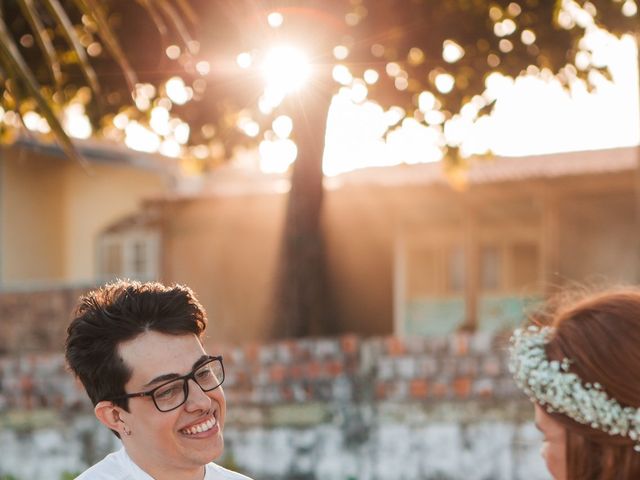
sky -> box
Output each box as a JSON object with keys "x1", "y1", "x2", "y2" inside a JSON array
[
  {"x1": 319, "y1": 30, "x2": 639, "y2": 177},
  {"x1": 36, "y1": 12, "x2": 639, "y2": 180}
]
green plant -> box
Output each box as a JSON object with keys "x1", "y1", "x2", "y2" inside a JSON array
[{"x1": 60, "y1": 472, "x2": 81, "y2": 480}]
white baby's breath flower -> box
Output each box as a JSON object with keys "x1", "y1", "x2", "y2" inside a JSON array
[{"x1": 509, "y1": 326, "x2": 640, "y2": 452}]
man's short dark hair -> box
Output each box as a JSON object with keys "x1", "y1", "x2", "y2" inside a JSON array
[{"x1": 65, "y1": 280, "x2": 207, "y2": 412}]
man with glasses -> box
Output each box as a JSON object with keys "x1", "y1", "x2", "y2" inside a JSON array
[{"x1": 65, "y1": 280, "x2": 252, "y2": 479}]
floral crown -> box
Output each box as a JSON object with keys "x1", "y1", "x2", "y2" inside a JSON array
[{"x1": 509, "y1": 325, "x2": 640, "y2": 451}]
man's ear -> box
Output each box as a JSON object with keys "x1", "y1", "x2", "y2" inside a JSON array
[{"x1": 95, "y1": 401, "x2": 128, "y2": 434}]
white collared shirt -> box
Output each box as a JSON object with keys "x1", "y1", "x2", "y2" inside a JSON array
[{"x1": 75, "y1": 447, "x2": 252, "y2": 480}]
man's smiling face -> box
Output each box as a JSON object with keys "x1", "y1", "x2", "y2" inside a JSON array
[{"x1": 117, "y1": 330, "x2": 226, "y2": 479}]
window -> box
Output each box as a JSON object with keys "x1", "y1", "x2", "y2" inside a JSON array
[
  {"x1": 478, "y1": 241, "x2": 540, "y2": 293},
  {"x1": 407, "y1": 247, "x2": 438, "y2": 297},
  {"x1": 132, "y1": 241, "x2": 148, "y2": 276},
  {"x1": 97, "y1": 230, "x2": 160, "y2": 281},
  {"x1": 481, "y1": 245, "x2": 501, "y2": 291},
  {"x1": 510, "y1": 243, "x2": 539, "y2": 290},
  {"x1": 403, "y1": 242, "x2": 466, "y2": 336},
  {"x1": 447, "y1": 246, "x2": 465, "y2": 294},
  {"x1": 406, "y1": 243, "x2": 465, "y2": 296},
  {"x1": 402, "y1": 233, "x2": 541, "y2": 337},
  {"x1": 103, "y1": 243, "x2": 123, "y2": 277}
]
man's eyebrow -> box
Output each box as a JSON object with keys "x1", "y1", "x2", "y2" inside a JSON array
[
  {"x1": 142, "y1": 354, "x2": 210, "y2": 388},
  {"x1": 192, "y1": 354, "x2": 210, "y2": 370},
  {"x1": 143, "y1": 373, "x2": 180, "y2": 388}
]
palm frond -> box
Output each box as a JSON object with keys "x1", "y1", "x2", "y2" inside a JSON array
[
  {"x1": 175, "y1": 0, "x2": 198, "y2": 27},
  {"x1": 42, "y1": 0, "x2": 101, "y2": 98},
  {"x1": 17, "y1": 0, "x2": 63, "y2": 87},
  {"x1": 73, "y1": 0, "x2": 138, "y2": 93},
  {"x1": 158, "y1": 0, "x2": 197, "y2": 54},
  {"x1": 0, "y1": 14, "x2": 90, "y2": 171},
  {"x1": 136, "y1": 0, "x2": 168, "y2": 37}
]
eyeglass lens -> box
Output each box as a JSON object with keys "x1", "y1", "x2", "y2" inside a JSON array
[{"x1": 152, "y1": 358, "x2": 223, "y2": 411}]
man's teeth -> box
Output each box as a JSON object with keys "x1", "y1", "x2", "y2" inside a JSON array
[{"x1": 182, "y1": 417, "x2": 217, "y2": 435}]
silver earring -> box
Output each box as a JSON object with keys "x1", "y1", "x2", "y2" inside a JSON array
[{"x1": 123, "y1": 426, "x2": 132, "y2": 436}]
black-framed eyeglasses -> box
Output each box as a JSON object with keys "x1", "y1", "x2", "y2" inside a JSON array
[{"x1": 107, "y1": 355, "x2": 224, "y2": 412}]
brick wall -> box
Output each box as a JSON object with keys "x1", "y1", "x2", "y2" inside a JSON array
[
  {"x1": 0, "y1": 333, "x2": 544, "y2": 480},
  {"x1": 0, "y1": 331, "x2": 520, "y2": 413},
  {"x1": 0, "y1": 333, "x2": 545, "y2": 480},
  {"x1": 0, "y1": 286, "x2": 92, "y2": 355},
  {"x1": 0, "y1": 288, "x2": 519, "y2": 407}
]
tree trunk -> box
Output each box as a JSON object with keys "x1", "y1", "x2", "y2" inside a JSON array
[
  {"x1": 635, "y1": 34, "x2": 640, "y2": 283},
  {"x1": 270, "y1": 73, "x2": 337, "y2": 338}
]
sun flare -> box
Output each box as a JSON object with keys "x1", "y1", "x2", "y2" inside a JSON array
[{"x1": 261, "y1": 46, "x2": 311, "y2": 96}]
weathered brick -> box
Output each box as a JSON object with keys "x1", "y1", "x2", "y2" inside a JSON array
[
  {"x1": 366, "y1": 337, "x2": 386, "y2": 357},
  {"x1": 439, "y1": 358, "x2": 458, "y2": 379},
  {"x1": 409, "y1": 379, "x2": 429, "y2": 399},
  {"x1": 326, "y1": 360, "x2": 344, "y2": 377},
  {"x1": 270, "y1": 364, "x2": 287, "y2": 383},
  {"x1": 259, "y1": 344, "x2": 276, "y2": 364},
  {"x1": 275, "y1": 341, "x2": 294, "y2": 363},
  {"x1": 341, "y1": 334, "x2": 359, "y2": 355},
  {"x1": 235, "y1": 370, "x2": 251, "y2": 387},
  {"x1": 375, "y1": 382, "x2": 388, "y2": 399},
  {"x1": 457, "y1": 356, "x2": 479, "y2": 376},
  {"x1": 404, "y1": 337, "x2": 427, "y2": 355},
  {"x1": 254, "y1": 367, "x2": 270, "y2": 386},
  {"x1": 376, "y1": 358, "x2": 394, "y2": 380},
  {"x1": 495, "y1": 378, "x2": 521, "y2": 398},
  {"x1": 450, "y1": 332, "x2": 470, "y2": 356},
  {"x1": 415, "y1": 357, "x2": 438, "y2": 378},
  {"x1": 470, "y1": 331, "x2": 493, "y2": 354},
  {"x1": 472, "y1": 378, "x2": 495, "y2": 398},
  {"x1": 387, "y1": 380, "x2": 409, "y2": 401},
  {"x1": 288, "y1": 364, "x2": 304, "y2": 380},
  {"x1": 386, "y1": 337, "x2": 406, "y2": 356},
  {"x1": 395, "y1": 356, "x2": 416, "y2": 379},
  {"x1": 453, "y1": 377, "x2": 472, "y2": 398},
  {"x1": 304, "y1": 361, "x2": 322, "y2": 379},
  {"x1": 431, "y1": 382, "x2": 450, "y2": 398},
  {"x1": 424, "y1": 335, "x2": 449, "y2": 354},
  {"x1": 280, "y1": 385, "x2": 295, "y2": 402},
  {"x1": 294, "y1": 339, "x2": 314, "y2": 361},
  {"x1": 314, "y1": 339, "x2": 340, "y2": 359},
  {"x1": 244, "y1": 343, "x2": 259, "y2": 363},
  {"x1": 0, "y1": 325, "x2": 526, "y2": 413},
  {"x1": 482, "y1": 355, "x2": 502, "y2": 377},
  {"x1": 229, "y1": 346, "x2": 245, "y2": 365}
]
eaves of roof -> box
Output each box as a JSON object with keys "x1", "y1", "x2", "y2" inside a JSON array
[{"x1": 9, "y1": 135, "x2": 179, "y2": 174}]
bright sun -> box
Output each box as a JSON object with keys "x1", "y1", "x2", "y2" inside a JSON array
[
  {"x1": 256, "y1": 44, "x2": 311, "y2": 174},
  {"x1": 261, "y1": 45, "x2": 311, "y2": 96}
]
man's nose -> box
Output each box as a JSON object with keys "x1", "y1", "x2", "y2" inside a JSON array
[{"x1": 184, "y1": 378, "x2": 212, "y2": 411}]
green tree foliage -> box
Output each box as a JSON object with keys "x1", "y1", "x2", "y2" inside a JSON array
[{"x1": 1, "y1": 0, "x2": 637, "y2": 336}]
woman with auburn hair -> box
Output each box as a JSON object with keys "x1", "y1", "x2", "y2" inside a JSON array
[{"x1": 509, "y1": 288, "x2": 640, "y2": 479}]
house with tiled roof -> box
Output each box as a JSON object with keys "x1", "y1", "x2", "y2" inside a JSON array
[
  {"x1": 1, "y1": 144, "x2": 639, "y2": 352},
  {"x1": 143, "y1": 145, "x2": 640, "y2": 342},
  {"x1": 0, "y1": 136, "x2": 177, "y2": 288},
  {"x1": 0, "y1": 137, "x2": 176, "y2": 353}
]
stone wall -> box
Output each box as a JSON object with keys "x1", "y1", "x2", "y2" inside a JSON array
[
  {"x1": 0, "y1": 333, "x2": 547, "y2": 480},
  {"x1": 0, "y1": 286, "x2": 92, "y2": 355}
]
